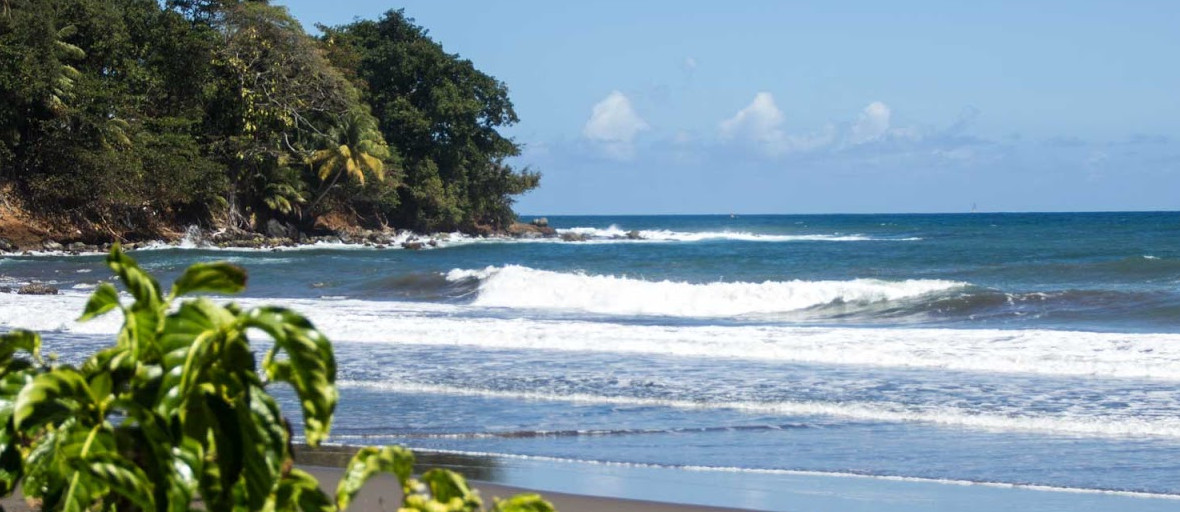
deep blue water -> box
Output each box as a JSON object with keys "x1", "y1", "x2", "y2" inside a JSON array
[{"x1": 3, "y1": 212, "x2": 1180, "y2": 503}]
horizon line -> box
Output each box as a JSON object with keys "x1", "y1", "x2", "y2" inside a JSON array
[{"x1": 516, "y1": 208, "x2": 1180, "y2": 217}]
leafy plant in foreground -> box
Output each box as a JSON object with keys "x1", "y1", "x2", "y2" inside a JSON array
[{"x1": 0, "y1": 246, "x2": 553, "y2": 511}]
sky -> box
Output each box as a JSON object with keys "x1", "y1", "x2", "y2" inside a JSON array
[{"x1": 278, "y1": 0, "x2": 1180, "y2": 214}]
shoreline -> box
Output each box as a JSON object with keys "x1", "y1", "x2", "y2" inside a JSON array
[
  {"x1": 293, "y1": 445, "x2": 1180, "y2": 512},
  {"x1": 0, "y1": 221, "x2": 566, "y2": 256}
]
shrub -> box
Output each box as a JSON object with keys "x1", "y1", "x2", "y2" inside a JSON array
[{"x1": 0, "y1": 246, "x2": 553, "y2": 511}]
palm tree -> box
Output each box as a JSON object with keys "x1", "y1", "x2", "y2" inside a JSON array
[
  {"x1": 306, "y1": 108, "x2": 391, "y2": 212},
  {"x1": 48, "y1": 24, "x2": 85, "y2": 114}
]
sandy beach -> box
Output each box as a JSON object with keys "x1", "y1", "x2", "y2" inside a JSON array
[
  {"x1": 301, "y1": 465, "x2": 750, "y2": 512},
  {"x1": 0, "y1": 463, "x2": 749, "y2": 512}
]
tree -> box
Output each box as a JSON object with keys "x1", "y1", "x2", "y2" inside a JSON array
[
  {"x1": 322, "y1": 10, "x2": 539, "y2": 232},
  {"x1": 207, "y1": 1, "x2": 362, "y2": 226},
  {"x1": 307, "y1": 107, "x2": 395, "y2": 214},
  {"x1": 0, "y1": 246, "x2": 554, "y2": 511}
]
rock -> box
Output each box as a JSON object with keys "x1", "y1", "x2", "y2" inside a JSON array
[
  {"x1": 0, "y1": 238, "x2": 14, "y2": 252},
  {"x1": 626, "y1": 230, "x2": 643, "y2": 240},
  {"x1": 531, "y1": 217, "x2": 549, "y2": 227},
  {"x1": 427, "y1": 240, "x2": 438, "y2": 247},
  {"x1": 68, "y1": 241, "x2": 87, "y2": 251},
  {"x1": 401, "y1": 241, "x2": 424, "y2": 250},
  {"x1": 560, "y1": 232, "x2": 588, "y2": 242},
  {"x1": 42, "y1": 240, "x2": 63, "y2": 251},
  {"x1": 123, "y1": 242, "x2": 138, "y2": 250},
  {"x1": 466, "y1": 223, "x2": 496, "y2": 237},
  {"x1": 265, "y1": 219, "x2": 296, "y2": 239},
  {"x1": 0, "y1": 287, "x2": 11, "y2": 293},
  {"x1": 507, "y1": 222, "x2": 556, "y2": 238},
  {"x1": 18, "y1": 283, "x2": 58, "y2": 295}
]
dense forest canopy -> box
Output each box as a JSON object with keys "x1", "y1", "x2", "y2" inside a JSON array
[{"x1": 0, "y1": 0, "x2": 538, "y2": 240}]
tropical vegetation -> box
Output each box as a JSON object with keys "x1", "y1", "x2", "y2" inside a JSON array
[
  {"x1": 0, "y1": 246, "x2": 555, "y2": 511},
  {"x1": 0, "y1": 0, "x2": 539, "y2": 240}
]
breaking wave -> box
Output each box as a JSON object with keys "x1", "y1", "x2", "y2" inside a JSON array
[{"x1": 445, "y1": 265, "x2": 965, "y2": 317}]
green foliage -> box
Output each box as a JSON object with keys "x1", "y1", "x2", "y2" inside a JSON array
[
  {"x1": 322, "y1": 10, "x2": 540, "y2": 231},
  {"x1": 0, "y1": 0, "x2": 536, "y2": 237},
  {"x1": 0, "y1": 247, "x2": 556, "y2": 511}
]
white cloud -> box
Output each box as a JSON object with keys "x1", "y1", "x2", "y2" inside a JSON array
[
  {"x1": 583, "y1": 91, "x2": 649, "y2": 159},
  {"x1": 719, "y1": 93, "x2": 839, "y2": 157},
  {"x1": 719, "y1": 92, "x2": 788, "y2": 154},
  {"x1": 785, "y1": 124, "x2": 838, "y2": 152},
  {"x1": 850, "y1": 101, "x2": 892, "y2": 144}
]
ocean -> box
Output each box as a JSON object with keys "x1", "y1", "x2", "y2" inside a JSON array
[{"x1": 3, "y1": 212, "x2": 1180, "y2": 511}]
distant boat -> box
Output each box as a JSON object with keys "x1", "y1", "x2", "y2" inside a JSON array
[{"x1": 971, "y1": 203, "x2": 978, "y2": 213}]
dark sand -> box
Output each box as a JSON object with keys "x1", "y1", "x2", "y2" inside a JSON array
[
  {"x1": 0, "y1": 468, "x2": 750, "y2": 512},
  {"x1": 0, "y1": 445, "x2": 753, "y2": 511},
  {"x1": 303, "y1": 465, "x2": 752, "y2": 512}
]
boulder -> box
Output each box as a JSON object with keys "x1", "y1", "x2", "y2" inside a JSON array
[
  {"x1": 0, "y1": 238, "x2": 14, "y2": 252},
  {"x1": 401, "y1": 241, "x2": 424, "y2": 250},
  {"x1": 42, "y1": 240, "x2": 63, "y2": 251},
  {"x1": 18, "y1": 283, "x2": 58, "y2": 295},
  {"x1": 530, "y1": 217, "x2": 549, "y2": 227},
  {"x1": 626, "y1": 230, "x2": 643, "y2": 240},
  {"x1": 560, "y1": 232, "x2": 589, "y2": 242},
  {"x1": 507, "y1": 222, "x2": 557, "y2": 238},
  {"x1": 265, "y1": 219, "x2": 296, "y2": 239}
]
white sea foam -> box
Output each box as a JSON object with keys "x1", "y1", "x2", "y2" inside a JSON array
[
  {"x1": 6, "y1": 292, "x2": 1180, "y2": 382},
  {"x1": 335, "y1": 380, "x2": 1180, "y2": 439},
  {"x1": 446, "y1": 265, "x2": 965, "y2": 317},
  {"x1": 555, "y1": 224, "x2": 920, "y2": 243}
]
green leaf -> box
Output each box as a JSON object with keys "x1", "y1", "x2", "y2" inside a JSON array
[
  {"x1": 237, "y1": 386, "x2": 287, "y2": 510},
  {"x1": 336, "y1": 446, "x2": 415, "y2": 510},
  {"x1": 248, "y1": 307, "x2": 337, "y2": 446},
  {"x1": 77, "y1": 283, "x2": 120, "y2": 322},
  {"x1": 493, "y1": 494, "x2": 557, "y2": 512},
  {"x1": 421, "y1": 469, "x2": 480, "y2": 506},
  {"x1": 74, "y1": 452, "x2": 156, "y2": 511},
  {"x1": 170, "y1": 262, "x2": 247, "y2": 298},
  {"x1": 272, "y1": 468, "x2": 333, "y2": 512},
  {"x1": 105, "y1": 245, "x2": 163, "y2": 311},
  {"x1": 0, "y1": 330, "x2": 41, "y2": 365},
  {"x1": 13, "y1": 369, "x2": 93, "y2": 430}
]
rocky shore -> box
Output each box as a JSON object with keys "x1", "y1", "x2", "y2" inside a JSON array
[{"x1": 0, "y1": 217, "x2": 599, "y2": 255}]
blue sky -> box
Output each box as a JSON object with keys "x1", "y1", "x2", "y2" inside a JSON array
[{"x1": 279, "y1": 0, "x2": 1180, "y2": 214}]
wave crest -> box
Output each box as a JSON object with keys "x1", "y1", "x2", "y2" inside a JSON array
[{"x1": 446, "y1": 265, "x2": 965, "y2": 317}]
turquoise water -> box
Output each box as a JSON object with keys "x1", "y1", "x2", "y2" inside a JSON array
[{"x1": 4, "y1": 212, "x2": 1180, "y2": 509}]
